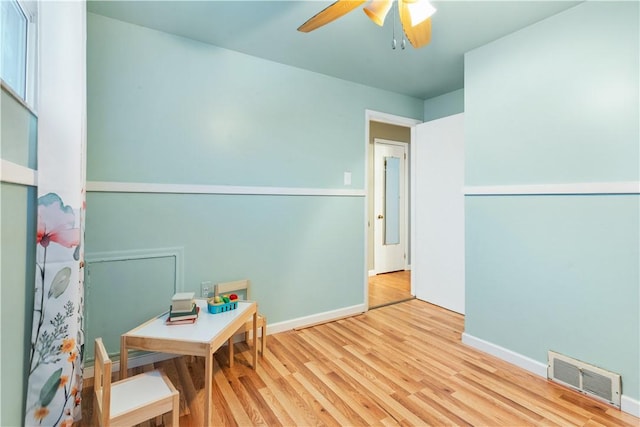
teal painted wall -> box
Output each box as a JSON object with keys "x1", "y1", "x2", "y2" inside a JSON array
[
  {"x1": 87, "y1": 14, "x2": 423, "y2": 188},
  {"x1": 0, "y1": 184, "x2": 36, "y2": 427},
  {"x1": 1, "y1": 89, "x2": 37, "y2": 426},
  {"x1": 423, "y1": 88, "x2": 464, "y2": 122},
  {"x1": 466, "y1": 2, "x2": 638, "y2": 185},
  {"x1": 464, "y1": 1, "x2": 639, "y2": 402},
  {"x1": 85, "y1": 13, "x2": 423, "y2": 352},
  {"x1": 1, "y1": 90, "x2": 37, "y2": 169}
]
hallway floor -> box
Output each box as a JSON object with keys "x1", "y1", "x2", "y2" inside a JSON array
[{"x1": 368, "y1": 270, "x2": 412, "y2": 308}]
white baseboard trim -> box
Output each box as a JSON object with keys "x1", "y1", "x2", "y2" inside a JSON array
[
  {"x1": 461, "y1": 333, "x2": 548, "y2": 377},
  {"x1": 269, "y1": 303, "x2": 366, "y2": 334},
  {"x1": 87, "y1": 180, "x2": 365, "y2": 197},
  {"x1": 621, "y1": 396, "x2": 640, "y2": 418},
  {"x1": 368, "y1": 270, "x2": 376, "y2": 276},
  {"x1": 462, "y1": 333, "x2": 640, "y2": 417}
]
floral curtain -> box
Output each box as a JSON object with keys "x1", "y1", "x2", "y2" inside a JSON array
[
  {"x1": 24, "y1": 2, "x2": 86, "y2": 425},
  {"x1": 25, "y1": 193, "x2": 84, "y2": 425}
]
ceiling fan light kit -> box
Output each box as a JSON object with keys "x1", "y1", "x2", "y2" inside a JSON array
[
  {"x1": 297, "y1": 0, "x2": 437, "y2": 49},
  {"x1": 405, "y1": 0, "x2": 437, "y2": 26},
  {"x1": 364, "y1": 0, "x2": 393, "y2": 26}
]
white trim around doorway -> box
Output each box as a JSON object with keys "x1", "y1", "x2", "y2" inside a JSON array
[{"x1": 364, "y1": 110, "x2": 422, "y2": 311}]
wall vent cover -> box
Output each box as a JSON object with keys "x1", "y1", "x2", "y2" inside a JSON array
[{"x1": 548, "y1": 351, "x2": 621, "y2": 408}]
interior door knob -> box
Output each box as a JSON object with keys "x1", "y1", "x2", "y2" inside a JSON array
[{"x1": 377, "y1": 214, "x2": 384, "y2": 219}]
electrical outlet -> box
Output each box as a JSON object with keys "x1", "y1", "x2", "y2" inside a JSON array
[{"x1": 201, "y1": 281, "x2": 212, "y2": 298}]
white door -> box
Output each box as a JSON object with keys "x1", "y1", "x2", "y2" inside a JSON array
[
  {"x1": 374, "y1": 140, "x2": 407, "y2": 274},
  {"x1": 412, "y1": 113, "x2": 465, "y2": 314}
]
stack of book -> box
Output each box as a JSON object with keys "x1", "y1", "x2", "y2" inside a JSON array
[{"x1": 166, "y1": 292, "x2": 199, "y2": 325}]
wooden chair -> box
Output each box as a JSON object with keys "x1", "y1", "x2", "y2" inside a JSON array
[
  {"x1": 215, "y1": 279, "x2": 267, "y2": 356},
  {"x1": 93, "y1": 338, "x2": 179, "y2": 426}
]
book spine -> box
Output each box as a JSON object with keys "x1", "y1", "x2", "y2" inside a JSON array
[
  {"x1": 171, "y1": 301, "x2": 195, "y2": 312},
  {"x1": 169, "y1": 306, "x2": 199, "y2": 320},
  {"x1": 166, "y1": 318, "x2": 196, "y2": 325}
]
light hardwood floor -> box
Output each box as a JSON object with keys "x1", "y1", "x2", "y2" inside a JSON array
[
  {"x1": 80, "y1": 299, "x2": 639, "y2": 426},
  {"x1": 369, "y1": 270, "x2": 412, "y2": 308}
]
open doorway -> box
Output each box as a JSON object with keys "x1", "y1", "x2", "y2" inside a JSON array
[
  {"x1": 374, "y1": 139, "x2": 408, "y2": 274},
  {"x1": 369, "y1": 270, "x2": 412, "y2": 308},
  {"x1": 366, "y1": 115, "x2": 419, "y2": 308}
]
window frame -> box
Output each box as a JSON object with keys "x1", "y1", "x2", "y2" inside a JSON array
[{"x1": 1, "y1": 0, "x2": 38, "y2": 113}]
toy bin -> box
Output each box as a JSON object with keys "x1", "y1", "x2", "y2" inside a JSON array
[{"x1": 207, "y1": 300, "x2": 238, "y2": 314}]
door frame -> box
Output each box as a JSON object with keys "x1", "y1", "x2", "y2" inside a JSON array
[
  {"x1": 364, "y1": 110, "x2": 421, "y2": 311},
  {"x1": 373, "y1": 138, "x2": 409, "y2": 275}
]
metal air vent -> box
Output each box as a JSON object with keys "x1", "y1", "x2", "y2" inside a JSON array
[{"x1": 548, "y1": 350, "x2": 621, "y2": 408}]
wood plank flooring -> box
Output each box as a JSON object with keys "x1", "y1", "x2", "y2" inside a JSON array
[
  {"x1": 79, "y1": 299, "x2": 639, "y2": 426},
  {"x1": 368, "y1": 270, "x2": 412, "y2": 308}
]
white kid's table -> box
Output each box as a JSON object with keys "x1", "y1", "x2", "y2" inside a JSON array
[{"x1": 120, "y1": 299, "x2": 258, "y2": 425}]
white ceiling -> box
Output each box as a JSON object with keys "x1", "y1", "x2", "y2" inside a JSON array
[{"x1": 87, "y1": 0, "x2": 580, "y2": 100}]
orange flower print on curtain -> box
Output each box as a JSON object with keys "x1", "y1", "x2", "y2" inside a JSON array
[{"x1": 26, "y1": 193, "x2": 82, "y2": 426}]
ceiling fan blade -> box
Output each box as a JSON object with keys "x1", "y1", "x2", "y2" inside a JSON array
[
  {"x1": 398, "y1": 0, "x2": 432, "y2": 48},
  {"x1": 298, "y1": 0, "x2": 366, "y2": 33}
]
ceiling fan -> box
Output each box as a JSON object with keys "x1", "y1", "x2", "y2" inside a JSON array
[{"x1": 297, "y1": 0, "x2": 437, "y2": 48}]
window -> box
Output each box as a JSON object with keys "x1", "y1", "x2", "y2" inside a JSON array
[{"x1": 1, "y1": 0, "x2": 37, "y2": 107}]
